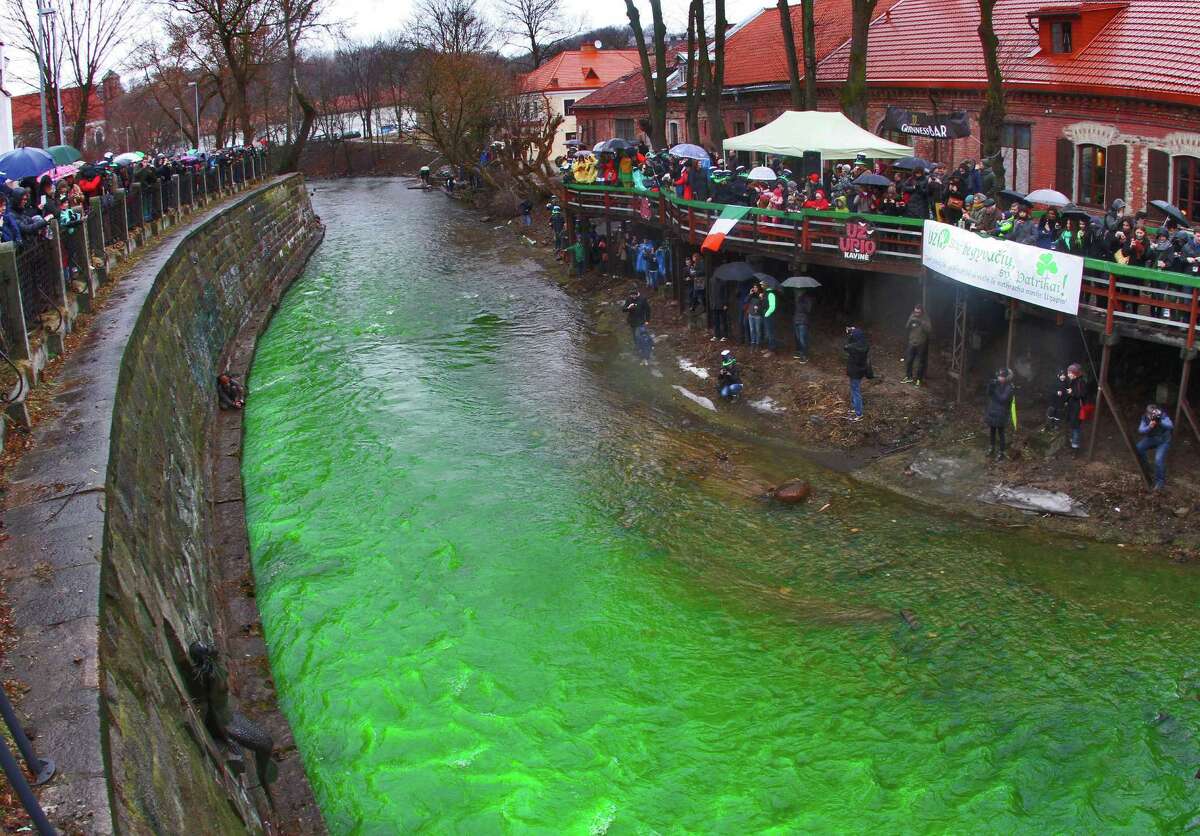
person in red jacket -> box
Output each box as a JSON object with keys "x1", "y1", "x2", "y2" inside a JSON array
[
  {"x1": 77, "y1": 170, "x2": 104, "y2": 200},
  {"x1": 803, "y1": 189, "x2": 830, "y2": 211},
  {"x1": 673, "y1": 163, "x2": 692, "y2": 201}
]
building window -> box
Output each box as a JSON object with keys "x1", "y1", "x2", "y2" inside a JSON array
[
  {"x1": 875, "y1": 119, "x2": 914, "y2": 148},
  {"x1": 1175, "y1": 156, "x2": 1200, "y2": 220},
  {"x1": 1077, "y1": 144, "x2": 1106, "y2": 206},
  {"x1": 614, "y1": 118, "x2": 635, "y2": 140},
  {"x1": 1001, "y1": 123, "x2": 1031, "y2": 193},
  {"x1": 564, "y1": 132, "x2": 577, "y2": 141},
  {"x1": 669, "y1": 122, "x2": 679, "y2": 146},
  {"x1": 1051, "y1": 21, "x2": 1072, "y2": 53},
  {"x1": 563, "y1": 99, "x2": 575, "y2": 116}
]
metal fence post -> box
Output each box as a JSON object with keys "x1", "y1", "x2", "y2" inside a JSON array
[
  {"x1": 155, "y1": 181, "x2": 165, "y2": 225},
  {"x1": 172, "y1": 174, "x2": 181, "y2": 216},
  {"x1": 127, "y1": 184, "x2": 142, "y2": 246},
  {"x1": 46, "y1": 219, "x2": 69, "y2": 324},
  {"x1": 0, "y1": 242, "x2": 31, "y2": 363},
  {"x1": 67, "y1": 219, "x2": 97, "y2": 304},
  {"x1": 0, "y1": 686, "x2": 53, "y2": 786},
  {"x1": 0, "y1": 737, "x2": 55, "y2": 835}
]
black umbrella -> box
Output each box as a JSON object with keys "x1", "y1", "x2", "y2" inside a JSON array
[
  {"x1": 1150, "y1": 199, "x2": 1192, "y2": 228},
  {"x1": 713, "y1": 261, "x2": 757, "y2": 283},
  {"x1": 593, "y1": 138, "x2": 635, "y2": 154},
  {"x1": 852, "y1": 172, "x2": 891, "y2": 188},
  {"x1": 1060, "y1": 204, "x2": 1093, "y2": 223},
  {"x1": 998, "y1": 189, "x2": 1027, "y2": 205},
  {"x1": 892, "y1": 156, "x2": 931, "y2": 171},
  {"x1": 754, "y1": 273, "x2": 780, "y2": 289}
]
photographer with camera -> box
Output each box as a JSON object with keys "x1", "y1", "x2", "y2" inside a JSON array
[
  {"x1": 1136, "y1": 404, "x2": 1174, "y2": 491},
  {"x1": 984, "y1": 368, "x2": 1015, "y2": 461},
  {"x1": 717, "y1": 350, "x2": 743, "y2": 400}
]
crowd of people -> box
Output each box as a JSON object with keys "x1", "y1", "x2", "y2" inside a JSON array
[{"x1": 0, "y1": 146, "x2": 262, "y2": 247}]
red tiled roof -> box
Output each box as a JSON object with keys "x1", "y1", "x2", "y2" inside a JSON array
[
  {"x1": 571, "y1": 67, "x2": 650, "y2": 110},
  {"x1": 723, "y1": 0, "x2": 905, "y2": 88},
  {"x1": 12, "y1": 86, "x2": 107, "y2": 133},
  {"x1": 519, "y1": 46, "x2": 641, "y2": 94},
  {"x1": 816, "y1": 0, "x2": 1200, "y2": 105}
]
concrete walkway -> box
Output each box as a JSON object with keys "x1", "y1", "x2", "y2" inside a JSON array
[{"x1": 0, "y1": 181, "x2": 284, "y2": 833}]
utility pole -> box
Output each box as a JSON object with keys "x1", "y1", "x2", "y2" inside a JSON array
[{"x1": 189, "y1": 81, "x2": 200, "y2": 150}]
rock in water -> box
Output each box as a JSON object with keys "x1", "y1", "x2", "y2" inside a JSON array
[{"x1": 773, "y1": 480, "x2": 812, "y2": 504}]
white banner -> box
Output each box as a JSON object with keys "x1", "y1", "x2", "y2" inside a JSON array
[{"x1": 921, "y1": 220, "x2": 1083, "y2": 314}]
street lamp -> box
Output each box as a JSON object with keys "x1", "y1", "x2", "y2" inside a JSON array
[
  {"x1": 124, "y1": 125, "x2": 132, "y2": 152},
  {"x1": 188, "y1": 81, "x2": 201, "y2": 150},
  {"x1": 34, "y1": 1, "x2": 55, "y2": 148}
]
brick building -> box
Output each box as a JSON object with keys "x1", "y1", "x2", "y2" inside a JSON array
[{"x1": 574, "y1": 0, "x2": 1200, "y2": 216}]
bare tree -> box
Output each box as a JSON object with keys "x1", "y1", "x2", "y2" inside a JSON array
[
  {"x1": 684, "y1": 0, "x2": 699, "y2": 143},
  {"x1": 408, "y1": 0, "x2": 492, "y2": 55},
  {"x1": 498, "y1": 0, "x2": 573, "y2": 69},
  {"x1": 624, "y1": 0, "x2": 667, "y2": 149},
  {"x1": 61, "y1": 0, "x2": 138, "y2": 148},
  {"x1": 977, "y1": 0, "x2": 1005, "y2": 193},
  {"x1": 777, "y1": 0, "x2": 803, "y2": 110},
  {"x1": 801, "y1": 0, "x2": 816, "y2": 108},
  {"x1": 274, "y1": 0, "x2": 329, "y2": 172},
  {"x1": 165, "y1": 0, "x2": 278, "y2": 144},
  {"x1": 840, "y1": 0, "x2": 877, "y2": 126}
]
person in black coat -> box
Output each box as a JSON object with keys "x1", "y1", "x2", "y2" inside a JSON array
[
  {"x1": 985, "y1": 367, "x2": 1015, "y2": 461},
  {"x1": 1064, "y1": 362, "x2": 1087, "y2": 450},
  {"x1": 844, "y1": 326, "x2": 871, "y2": 421}
]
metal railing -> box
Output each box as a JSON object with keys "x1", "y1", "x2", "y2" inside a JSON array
[
  {"x1": 564, "y1": 182, "x2": 1200, "y2": 347},
  {"x1": 15, "y1": 231, "x2": 64, "y2": 326}
]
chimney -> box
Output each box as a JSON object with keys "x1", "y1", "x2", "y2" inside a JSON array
[{"x1": 581, "y1": 42, "x2": 598, "y2": 55}]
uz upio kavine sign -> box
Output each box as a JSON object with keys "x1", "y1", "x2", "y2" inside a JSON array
[
  {"x1": 921, "y1": 220, "x2": 1084, "y2": 314},
  {"x1": 840, "y1": 218, "x2": 876, "y2": 262}
]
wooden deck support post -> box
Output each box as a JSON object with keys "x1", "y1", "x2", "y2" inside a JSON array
[
  {"x1": 1087, "y1": 336, "x2": 1150, "y2": 484},
  {"x1": 1005, "y1": 299, "x2": 1018, "y2": 370}
]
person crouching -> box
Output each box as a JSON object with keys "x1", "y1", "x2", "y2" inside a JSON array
[{"x1": 717, "y1": 350, "x2": 743, "y2": 400}]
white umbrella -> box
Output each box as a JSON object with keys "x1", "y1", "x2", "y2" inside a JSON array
[
  {"x1": 1024, "y1": 188, "x2": 1071, "y2": 207},
  {"x1": 783, "y1": 276, "x2": 821, "y2": 289},
  {"x1": 747, "y1": 166, "x2": 777, "y2": 182}
]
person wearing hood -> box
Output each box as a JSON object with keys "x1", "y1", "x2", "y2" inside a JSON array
[
  {"x1": 716, "y1": 349, "x2": 743, "y2": 399},
  {"x1": 1136, "y1": 403, "x2": 1173, "y2": 490},
  {"x1": 803, "y1": 189, "x2": 830, "y2": 211},
  {"x1": 0, "y1": 194, "x2": 22, "y2": 244},
  {"x1": 903, "y1": 170, "x2": 930, "y2": 220},
  {"x1": 844, "y1": 326, "x2": 871, "y2": 421},
  {"x1": 984, "y1": 367, "x2": 1015, "y2": 461},
  {"x1": 1102, "y1": 198, "x2": 1126, "y2": 235},
  {"x1": 9, "y1": 187, "x2": 48, "y2": 237}
]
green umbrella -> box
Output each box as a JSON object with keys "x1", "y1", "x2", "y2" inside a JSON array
[{"x1": 45, "y1": 144, "x2": 82, "y2": 164}]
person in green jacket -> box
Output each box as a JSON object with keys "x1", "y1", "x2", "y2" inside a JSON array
[
  {"x1": 567, "y1": 240, "x2": 586, "y2": 277},
  {"x1": 761, "y1": 283, "x2": 778, "y2": 354}
]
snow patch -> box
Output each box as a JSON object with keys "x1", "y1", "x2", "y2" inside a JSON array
[
  {"x1": 677, "y1": 358, "x2": 710, "y2": 379},
  {"x1": 750, "y1": 396, "x2": 786, "y2": 414},
  {"x1": 672, "y1": 385, "x2": 716, "y2": 412}
]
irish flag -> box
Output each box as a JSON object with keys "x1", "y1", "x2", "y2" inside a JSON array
[{"x1": 701, "y1": 205, "x2": 751, "y2": 253}]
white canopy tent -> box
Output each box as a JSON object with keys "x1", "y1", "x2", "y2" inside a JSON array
[{"x1": 722, "y1": 110, "x2": 912, "y2": 161}]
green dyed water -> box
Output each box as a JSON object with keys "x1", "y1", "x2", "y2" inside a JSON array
[{"x1": 243, "y1": 180, "x2": 1200, "y2": 833}]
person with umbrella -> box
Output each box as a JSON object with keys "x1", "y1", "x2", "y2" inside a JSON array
[{"x1": 792, "y1": 288, "x2": 813, "y2": 362}]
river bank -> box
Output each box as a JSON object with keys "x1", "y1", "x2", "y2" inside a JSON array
[
  {"x1": 459, "y1": 183, "x2": 1199, "y2": 555},
  {"x1": 243, "y1": 178, "x2": 1200, "y2": 832}
]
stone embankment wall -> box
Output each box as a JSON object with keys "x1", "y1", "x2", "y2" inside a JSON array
[{"x1": 100, "y1": 174, "x2": 322, "y2": 832}]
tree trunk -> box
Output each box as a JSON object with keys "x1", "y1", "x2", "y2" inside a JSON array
[
  {"x1": 801, "y1": 0, "x2": 817, "y2": 108},
  {"x1": 685, "y1": 0, "x2": 701, "y2": 142},
  {"x1": 840, "y1": 0, "x2": 877, "y2": 127},
  {"x1": 696, "y1": 0, "x2": 726, "y2": 149},
  {"x1": 276, "y1": 34, "x2": 316, "y2": 175},
  {"x1": 624, "y1": 0, "x2": 668, "y2": 148},
  {"x1": 777, "y1": 0, "x2": 804, "y2": 110},
  {"x1": 977, "y1": 0, "x2": 1006, "y2": 194}
]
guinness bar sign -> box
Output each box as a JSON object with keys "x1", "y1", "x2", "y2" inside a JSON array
[{"x1": 883, "y1": 106, "x2": 972, "y2": 140}]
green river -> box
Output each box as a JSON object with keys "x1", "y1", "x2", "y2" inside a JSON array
[{"x1": 243, "y1": 179, "x2": 1200, "y2": 833}]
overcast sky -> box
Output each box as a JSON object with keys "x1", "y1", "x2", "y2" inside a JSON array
[{"x1": 3, "y1": 0, "x2": 773, "y2": 96}]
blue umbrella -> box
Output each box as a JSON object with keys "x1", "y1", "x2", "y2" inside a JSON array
[
  {"x1": 669, "y1": 143, "x2": 709, "y2": 161},
  {"x1": 0, "y1": 147, "x2": 54, "y2": 179}
]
